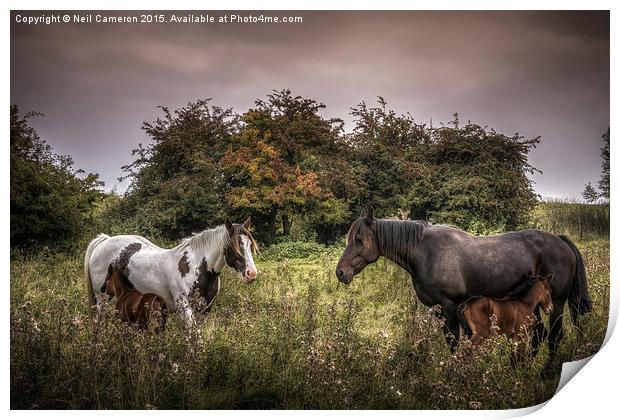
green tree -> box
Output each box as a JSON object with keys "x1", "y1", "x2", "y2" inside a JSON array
[
  {"x1": 10, "y1": 105, "x2": 103, "y2": 251},
  {"x1": 347, "y1": 100, "x2": 539, "y2": 232},
  {"x1": 583, "y1": 128, "x2": 610, "y2": 203},
  {"x1": 414, "y1": 120, "x2": 540, "y2": 231},
  {"x1": 347, "y1": 98, "x2": 430, "y2": 218},
  {"x1": 118, "y1": 100, "x2": 238, "y2": 239}
]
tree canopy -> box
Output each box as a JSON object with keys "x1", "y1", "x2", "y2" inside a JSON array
[
  {"x1": 10, "y1": 106, "x2": 103, "y2": 251},
  {"x1": 11, "y1": 91, "x2": 545, "y2": 250},
  {"x1": 113, "y1": 91, "x2": 541, "y2": 244}
]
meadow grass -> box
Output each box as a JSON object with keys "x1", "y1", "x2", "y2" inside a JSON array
[{"x1": 10, "y1": 234, "x2": 608, "y2": 409}]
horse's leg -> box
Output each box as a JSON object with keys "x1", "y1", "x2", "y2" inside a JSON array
[
  {"x1": 175, "y1": 293, "x2": 196, "y2": 329},
  {"x1": 542, "y1": 305, "x2": 565, "y2": 378},
  {"x1": 92, "y1": 294, "x2": 106, "y2": 324},
  {"x1": 439, "y1": 301, "x2": 460, "y2": 352}
]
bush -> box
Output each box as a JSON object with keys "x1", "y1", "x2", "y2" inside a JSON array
[{"x1": 259, "y1": 241, "x2": 340, "y2": 260}]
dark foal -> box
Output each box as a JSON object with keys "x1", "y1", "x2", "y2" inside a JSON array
[
  {"x1": 457, "y1": 273, "x2": 555, "y2": 362},
  {"x1": 103, "y1": 264, "x2": 168, "y2": 332}
]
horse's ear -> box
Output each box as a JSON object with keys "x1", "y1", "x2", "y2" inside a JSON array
[
  {"x1": 360, "y1": 204, "x2": 374, "y2": 221},
  {"x1": 366, "y1": 204, "x2": 373, "y2": 223},
  {"x1": 243, "y1": 216, "x2": 251, "y2": 230},
  {"x1": 225, "y1": 217, "x2": 234, "y2": 235}
]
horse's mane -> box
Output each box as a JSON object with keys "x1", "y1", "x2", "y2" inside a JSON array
[
  {"x1": 347, "y1": 218, "x2": 427, "y2": 264},
  {"x1": 179, "y1": 225, "x2": 231, "y2": 254},
  {"x1": 179, "y1": 224, "x2": 258, "y2": 255}
]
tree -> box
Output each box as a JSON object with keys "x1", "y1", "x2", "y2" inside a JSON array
[
  {"x1": 10, "y1": 105, "x2": 103, "y2": 250},
  {"x1": 347, "y1": 98, "x2": 430, "y2": 218},
  {"x1": 348, "y1": 99, "x2": 540, "y2": 232},
  {"x1": 583, "y1": 128, "x2": 610, "y2": 203},
  {"x1": 222, "y1": 90, "x2": 358, "y2": 243},
  {"x1": 118, "y1": 100, "x2": 238, "y2": 239},
  {"x1": 414, "y1": 121, "x2": 540, "y2": 231}
]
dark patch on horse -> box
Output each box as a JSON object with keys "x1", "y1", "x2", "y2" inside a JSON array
[
  {"x1": 178, "y1": 251, "x2": 190, "y2": 278},
  {"x1": 191, "y1": 257, "x2": 221, "y2": 314},
  {"x1": 117, "y1": 242, "x2": 142, "y2": 271},
  {"x1": 115, "y1": 242, "x2": 142, "y2": 287}
]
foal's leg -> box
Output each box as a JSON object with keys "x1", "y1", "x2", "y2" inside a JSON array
[{"x1": 542, "y1": 305, "x2": 565, "y2": 379}]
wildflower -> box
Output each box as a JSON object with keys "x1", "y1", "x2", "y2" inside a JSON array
[{"x1": 171, "y1": 362, "x2": 179, "y2": 374}]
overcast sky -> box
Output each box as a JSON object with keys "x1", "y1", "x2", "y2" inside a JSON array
[{"x1": 11, "y1": 10, "x2": 609, "y2": 199}]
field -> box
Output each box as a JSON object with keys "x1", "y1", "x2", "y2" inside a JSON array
[{"x1": 10, "y1": 205, "x2": 609, "y2": 409}]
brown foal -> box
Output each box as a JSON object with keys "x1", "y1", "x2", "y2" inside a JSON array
[
  {"x1": 103, "y1": 264, "x2": 168, "y2": 332},
  {"x1": 458, "y1": 273, "x2": 554, "y2": 361}
]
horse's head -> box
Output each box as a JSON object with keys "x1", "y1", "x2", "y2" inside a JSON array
[
  {"x1": 104, "y1": 263, "x2": 124, "y2": 298},
  {"x1": 335, "y1": 207, "x2": 380, "y2": 284},
  {"x1": 530, "y1": 272, "x2": 554, "y2": 314},
  {"x1": 224, "y1": 217, "x2": 259, "y2": 284}
]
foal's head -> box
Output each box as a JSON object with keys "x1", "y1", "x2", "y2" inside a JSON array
[
  {"x1": 336, "y1": 207, "x2": 381, "y2": 284},
  {"x1": 528, "y1": 273, "x2": 554, "y2": 314},
  {"x1": 224, "y1": 217, "x2": 259, "y2": 284},
  {"x1": 104, "y1": 264, "x2": 129, "y2": 298}
]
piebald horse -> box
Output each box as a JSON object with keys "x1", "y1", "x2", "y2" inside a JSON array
[
  {"x1": 85, "y1": 218, "x2": 258, "y2": 328},
  {"x1": 335, "y1": 207, "x2": 592, "y2": 376}
]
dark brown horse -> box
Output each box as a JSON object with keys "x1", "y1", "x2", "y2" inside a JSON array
[
  {"x1": 103, "y1": 264, "x2": 168, "y2": 332},
  {"x1": 457, "y1": 273, "x2": 555, "y2": 362},
  {"x1": 335, "y1": 207, "x2": 592, "y2": 376}
]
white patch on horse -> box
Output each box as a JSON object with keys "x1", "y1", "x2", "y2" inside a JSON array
[{"x1": 240, "y1": 235, "x2": 257, "y2": 282}]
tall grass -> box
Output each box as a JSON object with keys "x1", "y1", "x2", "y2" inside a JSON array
[
  {"x1": 10, "y1": 234, "x2": 608, "y2": 409},
  {"x1": 531, "y1": 201, "x2": 609, "y2": 240}
]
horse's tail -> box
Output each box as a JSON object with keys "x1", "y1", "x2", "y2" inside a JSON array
[
  {"x1": 559, "y1": 235, "x2": 592, "y2": 323},
  {"x1": 84, "y1": 234, "x2": 110, "y2": 319},
  {"x1": 457, "y1": 301, "x2": 473, "y2": 338}
]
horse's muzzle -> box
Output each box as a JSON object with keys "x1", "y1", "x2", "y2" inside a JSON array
[
  {"x1": 335, "y1": 269, "x2": 353, "y2": 284},
  {"x1": 243, "y1": 276, "x2": 256, "y2": 284}
]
